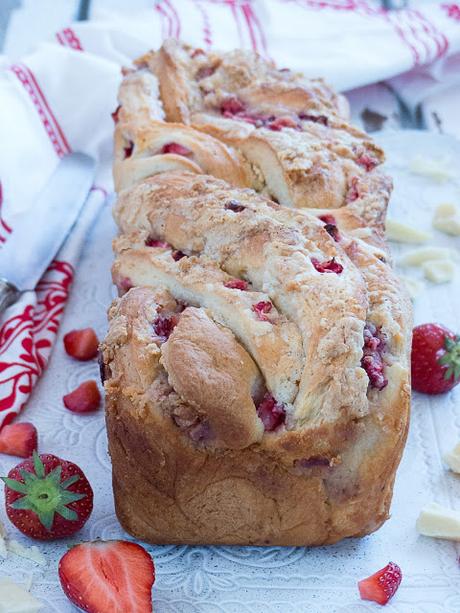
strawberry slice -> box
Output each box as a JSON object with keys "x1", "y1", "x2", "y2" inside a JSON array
[
  {"x1": 3, "y1": 451, "x2": 93, "y2": 540},
  {"x1": 358, "y1": 562, "x2": 402, "y2": 605},
  {"x1": 0, "y1": 423, "x2": 37, "y2": 458},
  {"x1": 63, "y1": 381, "x2": 101, "y2": 413},
  {"x1": 59, "y1": 540, "x2": 155, "y2": 613},
  {"x1": 63, "y1": 328, "x2": 99, "y2": 361}
]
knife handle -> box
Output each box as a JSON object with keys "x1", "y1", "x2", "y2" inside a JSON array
[{"x1": 0, "y1": 278, "x2": 20, "y2": 315}]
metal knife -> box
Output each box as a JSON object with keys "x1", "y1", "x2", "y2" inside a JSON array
[{"x1": 0, "y1": 153, "x2": 96, "y2": 314}]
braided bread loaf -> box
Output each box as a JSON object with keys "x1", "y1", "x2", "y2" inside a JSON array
[{"x1": 102, "y1": 40, "x2": 411, "y2": 546}]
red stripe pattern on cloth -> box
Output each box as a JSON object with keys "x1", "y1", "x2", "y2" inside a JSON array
[
  {"x1": 1, "y1": 62, "x2": 76, "y2": 427},
  {"x1": 0, "y1": 261, "x2": 74, "y2": 426},
  {"x1": 55, "y1": 27, "x2": 84, "y2": 51},
  {"x1": 0, "y1": 182, "x2": 12, "y2": 244},
  {"x1": 9, "y1": 63, "x2": 71, "y2": 157}
]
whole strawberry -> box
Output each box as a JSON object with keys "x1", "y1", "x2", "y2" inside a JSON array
[
  {"x1": 2, "y1": 451, "x2": 93, "y2": 540},
  {"x1": 412, "y1": 323, "x2": 460, "y2": 394}
]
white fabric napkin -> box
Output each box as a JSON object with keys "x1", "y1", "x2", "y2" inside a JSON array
[{"x1": 1, "y1": 0, "x2": 460, "y2": 427}]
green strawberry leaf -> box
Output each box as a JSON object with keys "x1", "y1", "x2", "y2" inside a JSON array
[
  {"x1": 33, "y1": 451, "x2": 45, "y2": 479},
  {"x1": 1, "y1": 477, "x2": 27, "y2": 494}
]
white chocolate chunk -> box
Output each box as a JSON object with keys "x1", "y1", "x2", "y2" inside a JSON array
[
  {"x1": 0, "y1": 577, "x2": 43, "y2": 613},
  {"x1": 7, "y1": 540, "x2": 47, "y2": 566},
  {"x1": 416, "y1": 502, "x2": 460, "y2": 540},
  {"x1": 444, "y1": 442, "x2": 460, "y2": 473},
  {"x1": 399, "y1": 275, "x2": 424, "y2": 300},
  {"x1": 409, "y1": 155, "x2": 455, "y2": 182},
  {"x1": 435, "y1": 202, "x2": 458, "y2": 218},
  {"x1": 399, "y1": 247, "x2": 458, "y2": 267},
  {"x1": 433, "y1": 202, "x2": 460, "y2": 236},
  {"x1": 423, "y1": 259, "x2": 455, "y2": 284},
  {"x1": 386, "y1": 218, "x2": 431, "y2": 243}
]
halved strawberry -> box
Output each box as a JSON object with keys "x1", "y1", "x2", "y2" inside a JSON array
[
  {"x1": 59, "y1": 540, "x2": 155, "y2": 613},
  {"x1": 358, "y1": 562, "x2": 402, "y2": 605},
  {"x1": 63, "y1": 381, "x2": 101, "y2": 413},
  {"x1": 2, "y1": 451, "x2": 93, "y2": 540},
  {"x1": 63, "y1": 328, "x2": 99, "y2": 361},
  {"x1": 0, "y1": 423, "x2": 37, "y2": 458}
]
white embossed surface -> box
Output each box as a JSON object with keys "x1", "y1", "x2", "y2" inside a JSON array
[{"x1": 1, "y1": 131, "x2": 460, "y2": 612}]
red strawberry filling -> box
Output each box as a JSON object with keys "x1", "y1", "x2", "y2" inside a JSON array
[
  {"x1": 267, "y1": 116, "x2": 301, "y2": 131},
  {"x1": 196, "y1": 65, "x2": 216, "y2": 80},
  {"x1": 225, "y1": 200, "x2": 246, "y2": 212},
  {"x1": 188, "y1": 421, "x2": 211, "y2": 443},
  {"x1": 123, "y1": 141, "x2": 134, "y2": 159},
  {"x1": 361, "y1": 323, "x2": 388, "y2": 390},
  {"x1": 220, "y1": 96, "x2": 246, "y2": 116},
  {"x1": 172, "y1": 250, "x2": 187, "y2": 261},
  {"x1": 311, "y1": 257, "x2": 343, "y2": 274},
  {"x1": 220, "y1": 97, "x2": 301, "y2": 131},
  {"x1": 191, "y1": 48, "x2": 206, "y2": 58},
  {"x1": 118, "y1": 277, "x2": 133, "y2": 292},
  {"x1": 256, "y1": 393, "x2": 286, "y2": 431},
  {"x1": 319, "y1": 214, "x2": 340, "y2": 242},
  {"x1": 224, "y1": 279, "x2": 248, "y2": 290},
  {"x1": 145, "y1": 238, "x2": 170, "y2": 248},
  {"x1": 161, "y1": 142, "x2": 192, "y2": 156},
  {"x1": 252, "y1": 301, "x2": 273, "y2": 321},
  {"x1": 153, "y1": 314, "x2": 179, "y2": 341},
  {"x1": 296, "y1": 456, "x2": 331, "y2": 468},
  {"x1": 111, "y1": 105, "x2": 120, "y2": 123},
  {"x1": 356, "y1": 153, "x2": 378, "y2": 172},
  {"x1": 298, "y1": 113, "x2": 329, "y2": 126},
  {"x1": 346, "y1": 176, "x2": 361, "y2": 202}
]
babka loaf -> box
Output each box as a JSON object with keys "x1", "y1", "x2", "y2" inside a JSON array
[{"x1": 102, "y1": 40, "x2": 411, "y2": 546}]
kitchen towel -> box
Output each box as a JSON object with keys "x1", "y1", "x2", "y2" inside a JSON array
[{"x1": 1, "y1": 0, "x2": 460, "y2": 427}]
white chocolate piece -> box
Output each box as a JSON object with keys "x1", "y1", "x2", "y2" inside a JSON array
[
  {"x1": 386, "y1": 218, "x2": 431, "y2": 244},
  {"x1": 444, "y1": 442, "x2": 460, "y2": 473},
  {"x1": 399, "y1": 247, "x2": 457, "y2": 267},
  {"x1": 416, "y1": 502, "x2": 460, "y2": 541},
  {"x1": 399, "y1": 275, "x2": 424, "y2": 301},
  {"x1": 409, "y1": 155, "x2": 455, "y2": 182},
  {"x1": 423, "y1": 259, "x2": 455, "y2": 284},
  {"x1": 7, "y1": 540, "x2": 47, "y2": 566},
  {"x1": 433, "y1": 202, "x2": 460, "y2": 236},
  {"x1": 0, "y1": 578, "x2": 42, "y2": 613}
]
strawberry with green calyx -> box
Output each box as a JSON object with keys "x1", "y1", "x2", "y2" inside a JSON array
[
  {"x1": 411, "y1": 323, "x2": 460, "y2": 394},
  {"x1": 2, "y1": 451, "x2": 93, "y2": 540}
]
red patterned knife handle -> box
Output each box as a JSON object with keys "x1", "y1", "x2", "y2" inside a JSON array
[{"x1": 0, "y1": 278, "x2": 20, "y2": 314}]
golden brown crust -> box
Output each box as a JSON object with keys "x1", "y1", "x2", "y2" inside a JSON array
[{"x1": 103, "y1": 41, "x2": 412, "y2": 546}]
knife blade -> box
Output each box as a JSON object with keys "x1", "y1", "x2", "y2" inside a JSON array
[{"x1": 0, "y1": 153, "x2": 96, "y2": 312}]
